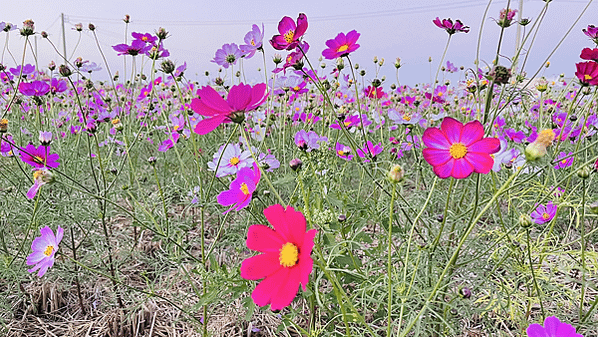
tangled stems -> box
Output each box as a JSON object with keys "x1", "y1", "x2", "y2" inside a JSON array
[
  {"x1": 526, "y1": 228, "x2": 546, "y2": 320},
  {"x1": 399, "y1": 169, "x2": 522, "y2": 337},
  {"x1": 1, "y1": 35, "x2": 28, "y2": 119}
]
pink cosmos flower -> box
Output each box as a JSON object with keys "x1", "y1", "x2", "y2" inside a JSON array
[
  {"x1": 27, "y1": 226, "x2": 64, "y2": 277},
  {"x1": 553, "y1": 151, "x2": 574, "y2": 169},
  {"x1": 270, "y1": 13, "x2": 308, "y2": 50},
  {"x1": 432, "y1": 17, "x2": 470, "y2": 35},
  {"x1": 583, "y1": 24, "x2": 598, "y2": 45},
  {"x1": 241, "y1": 204, "x2": 317, "y2": 310},
  {"x1": 132, "y1": 32, "x2": 158, "y2": 45},
  {"x1": 112, "y1": 40, "x2": 151, "y2": 56},
  {"x1": 530, "y1": 201, "x2": 557, "y2": 225},
  {"x1": 322, "y1": 30, "x2": 360, "y2": 59},
  {"x1": 356, "y1": 141, "x2": 383, "y2": 162},
  {"x1": 422, "y1": 117, "x2": 500, "y2": 179},
  {"x1": 20, "y1": 144, "x2": 60, "y2": 169},
  {"x1": 240, "y1": 24, "x2": 265, "y2": 59},
  {"x1": 527, "y1": 316, "x2": 582, "y2": 337},
  {"x1": 580, "y1": 47, "x2": 598, "y2": 62},
  {"x1": 217, "y1": 163, "x2": 260, "y2": 214},
  {"x1": 191, "y1": 83, "x2": 268, "y2": 135},
  {"x1": 27, "y1": 168, "x2": 53, "y2": 199},
  {"x1": 18, "y1": 80, "x2": 50, "y2": 96},
  {"x1": 575, "y1": 61, "x2": 598, "y2": 86}
]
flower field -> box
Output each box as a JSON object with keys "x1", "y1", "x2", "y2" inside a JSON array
[{"x1": 1, "y1": 5, "x2": 598, "y2": 337}]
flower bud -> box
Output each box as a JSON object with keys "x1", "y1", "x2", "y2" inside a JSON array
[
  {"x1": 519, "y1": 214, "x2": 533, "y2": 228},
  {"x1": 111, "y1": 118, "x2": 123, "y2": 131},
  {"x1": 59, "y1": 64, "x2": 72, "y2": 77},
  {"x1": 123, "y1": 15, "x2": 130, "y2": 23},
  {"x1": 338, "y1": 214, "x2": 347, "y2": 222},
  {"x1": 577, "y1": 166, "x2": 591, "y2": 179},
  {"x1": 88, "y1": 23, "x2": 95, "y2": 31},
  {"x1": 336, "y1": 58, "x2": 344, "y2": 71},
  {"x1": 394, "y1": 57, "x2": 402, "y2": 69},
  {"x1": 289, "y1": 158, "x2": 302, "y2": 171},
  {"x1": 156, "y1": 28, "x2": 168, "y2": 40},
  {"x1": 273, "y1": 54, "x2": 282, "y2": 65},
  {"x1": 39, "y1": 131, "x2": 52, "y2": 145},
  {"x1": 148, "y1": 156, "x2": 157, "y2": 166},
  {"x1": 74, "y1": 23, "x2": 83, "y2": 32},
  {"x1": 41, "y1": 31, "x2": 48, "y2": 38},
  {"x1": 459, "y1": 287, "x2": 471, "y2": 299},
  {"x1": 20, "y1": 19, "x2": 35, "y2": 36},
  {"x1": 524, "y1": 142, "x2": 547, "y2": 161},
  {"x1": 160, "y1": 60, "x2": 175, "y2": 74},
  {"x1": 0, "y1": 118, "x2": 8, "y2": 133},
  {"x1": 387, "y1": 164, "x2": 404, "y2": 183}
]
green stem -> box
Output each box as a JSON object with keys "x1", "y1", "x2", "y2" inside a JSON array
[{"x1": 387, "y1": 183, "x2": 397, "y2": 337}]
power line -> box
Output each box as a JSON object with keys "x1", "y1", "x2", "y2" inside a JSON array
[{"x1": 66, "y1": 0, "x2": 490, "y2": 26}]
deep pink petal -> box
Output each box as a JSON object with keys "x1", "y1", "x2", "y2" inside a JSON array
[
  {"x1": 422, "y1": 148, "x2": 452, "y2": 166},
  {"x1": 467, "y1": 153, "x2": 494, "y2": 174},
  {"x1": 227, "y1": 83, "x2": 252, "y2": 111},
  {"x1": 277, "y1": 16, "x2": 296, "y2": 35},
  {"x1": 196, "y1": 86, "x2": 232, "y2": 114},
  {"x1": 294, "y1": 13, "x2": 308, "y2": 39},
  {"x1": 299, "y1": 229, "x2": 317, "y2": 290},
  {"x1": 345, "y1": 30, "x2": 360, "y2": 44},
  {"x1": 217, "y1": 189, "x2": 241, "y2": 207},
  {"x1": 441, "y1": 117, "x2": 463, "y2": 144},
  {"x1": 460, "y1": 120, "x2": 484, "y2": 146},
  {"x1": 468, "y1": 138, "x2": 500, "y2": 154},
  {"x1": 247, "y1": 83, "x2": 268, "y2": 111},
  {"x1": 526, "y1": 323, "x2": 545, "y2": 337},
  {"x1": 422, "y1": 127, "x2": 451, "y2": 149},
  {"x1": 193, "y1": 115, "x2": 228, "y2": 135},
  {"x1": 543, "y1": 316, "x2": 561, "y2": 336},
  {"x1": 190, "y1": 98, "x2": 222, "y2": 117},
  {"x1": 270, "y1": 267, "x2": 301, "y2": 310},
  {"x1": 251, "y1": 267, "x2": 289, "y2": 307},
  {"x1": 265, "y1": 205, "x2": 306, "y2": 244},
  {"x1": 240, "y1": 252, "x2": 280, "y2": 280},
  {"x1": 246, "y1": 224, "x2": 285, "y2": 253},
  {"x1": 433, "y1": 158, "x2": 455, "y2": 179}
]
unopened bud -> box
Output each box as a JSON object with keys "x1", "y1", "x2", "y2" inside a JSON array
[
  {"x1": 39, "y1": 131, "x2": 52, "y2": 145},
  {"x1": 459, "y1": 287, "x2": 471, "y2": 299},
  {"x1": 289, "y1": 158, "x2": 302, "y2": 171},
  {"x1": 148, "y1": 156, "x2": 157, "y2": 166},
  {"x1": 387, "y1": 164, "x2": 404, "y2": 183},
  {"x1": 88, "y1": 23, "x2": 95, "y2": 31},
  {"x1": 577, "y1": 166, "x2": 591, "y2": 179},
  {"x1": 519, "y1": 214, "x2": 533, "y2": 228},
  {"x1": 59, "y1": 64, "x2": 72, "y2": 77}
]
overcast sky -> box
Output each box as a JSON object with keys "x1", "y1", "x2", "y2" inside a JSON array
[{"x1": 2, "y1": 0, "x2": 596, "y2": 87}]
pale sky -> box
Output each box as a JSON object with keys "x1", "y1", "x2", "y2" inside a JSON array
[{"x1": 2, "y1": 0, "x2": 597, "y2": 87}]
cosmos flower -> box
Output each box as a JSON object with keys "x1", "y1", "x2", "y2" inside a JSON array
[
  {"x1": 322, "y1": 30, "x2": 360, "y2": 59},
  {"x1": 207, "y1": 143, "x2": 254, "y2": 178},
  {"x1": 422, "y1": 117, "x2": 500, "y2": 179},
  {"x1": 335, "y1": 142, "x2": 353, "y2": 161},
  {"x1": 20, "y1": 144, "x2": 60, "y2": 169},
  {"x1": 9, "y1": 64, "x2": 35, "y2": 77},
  {"x1": 432, "y1": 17, "x2": 470, "y2": 35},
  {"x1": 583, "y1": 24, "x2": 598, "y2": 45},
  {"x1": 580, "y1": 48, "x2": 598, "y2": 62},
  {"x1": 270, "y1": 13, "x2": 308, "y2": 50},
  {"x1": 27, "y1": 226, "x2": 64, "y2": 277},
  {"x1": 294, "y1": 130, "x2": 327, "y2": 152},
  {"x1": 553, "y1": 151, "x2": 574, "y2": 170},
  {"x1": 356, "y1": 141, "x2": 383, "y2": 162},
  {"x1": 27, "y1": 168, "x2": 54, "y2": 199},
  {"x1": 241, "y1": 204, "x2": 317, "y2": 310},
  {"x1": 132, "y1": 32, "x2": 158, "y2": 45},
  {"x1": 273, "y1": 41, "x2": 309, "y2": 74},
  {"x1": 217, "y1": 163, "x2": 260, "y2": 214},
  {"x1": 240, "y1": 24, "x2": 265, "y2": 59},
  {"x1": 18, "y1": 80, "x2": 50, "y2": 96},
  {"x1": 191, "y1": 83, "x2": 268, "y2": 135},
  {"x1": 50, "y1": 78, "x2": 67, "y2": 94},
  {"x1": 575, "y1": 61, "x2": 598, "y2": 86},
  {"x1": 527, "y1": 316, "x2": 582, "y2": 337},
  {"x1": 530, "y1": 201, "x2": 557, "y2": 225},
  {"x1": 112, "y1": 40, "x2": 151, "y2": 56},
  {"x1": 212, "y1": 43, "x2": 242, "y2": 68}
]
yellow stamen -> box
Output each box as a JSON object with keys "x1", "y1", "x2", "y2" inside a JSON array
[
  {"x1": 229, "y1": 157, "x2": 240, "y2": 166},
  {"x1": 337, "y1": 44, "x2": 349, "y2": 53},
  {"x1": 449, "y1": 143, "x2": 468, "y2": 159},
  {"x1": 44, "y1": 245, "x2": 54, "y2": 256},
  {"x1": 293, "y1": 86, "x2": 300, "y2": 91},
  {"x1": 284, "y1": 30, "x2": 295, "y2": 43},
  {"x1": 584, "y1": 74, "x2": 593, "y2": 81},
  {"x1": 337, "y1": 150, "x2": 345, "y2": 156},
  {"x1": 542, "y1": 213, "x2": 550, "y2": 220},
  {"x1": 279, "y1": 242, "x2": 299, "y2": 267},
  {"x1": 240, "y1": 182, "x2": 250, "y2": 195}
]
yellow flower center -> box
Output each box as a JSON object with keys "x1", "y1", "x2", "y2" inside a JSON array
[
  {"x1": 142, "y1": 36, "x2": 148, "y2": 41},
  {"x1": 337, "y1": 44, "x2": 349, "y2": 53},
  {"x1": 403, "y1": 115, "x2": 411, "y2": 121},
  {"x1": 279, "y1": 242, "x2": 299, "y2": 267},
  {"x1": 33, "y1": 170, "x2": 44, "y2": 180},
  {"x1": 44, "y1": 245, "x2": 54, "y2": 256},
  {"x1": 293, "y1": 86, "x2": 300, "y2": 91},
  {"x1": 344, "y1": 121, "x2": 351, "y2": 127},
  {"x1": 337, "y1": 150, "x2": 345, "y2": 156},
  {"x1": 449, "y1": 143, "x2": 467, "y2": 159},
  {"x1": 34, "y1": 156, "x2": 44, "y2": 164},
  {"x1": 585, "y1": 74, "x2": 593, "y2": 81},
  {"x1": 536, "y1": 129, "x2": 556, "y2": 147},
  {"x1": 229, "y1": 157, "x2": 240, "y2": 166},
  {"x1": 561, "y1": 159, "x2": 567, "y2": 164},
  {"x1": 437, "y1": 92, "x2": 443, "y2": 97},
  {"x1": 284, "y1": 30, "x2": 295, "y2": 43},
  {"x1": 250, "y1": 39, "x2": 255, "y2": 46},
  {"x1": 542, "y1": 213, "x2": 550, "y2": 220},
  {"x1": 240, "y1": 182, "x2": 250, "y2": 195}
]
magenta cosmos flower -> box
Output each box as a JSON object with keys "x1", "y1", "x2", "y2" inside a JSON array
[
  {"x1": 422, "y1": 117, "x2": 500, "y2": 179},
  {"x1": 530, "y1": 201, "x2": 557, "y2": 225},
  {"x1": 322, "y1": 30, "x2": 360, "y2": 59},
  {"x1": 527, "y1": 316, "x2": 583, "y2": 337},
  {"x1": 270, "y1": 13, "x2": 308, "y2": 50},
  {"x1": 241, "y1": 204, "x2": 317, "y2": 310},
  {"x1": 240, "y1": 24, "x2": 265, "y2": 59},
  {"x1": 20, "y1": 144, "x2": 60, "y2": 169},
  {"x1": 112, "y1": 39, "x2": 151, "y2": 56},
  {"x1": 27, "y1": 226, "x2": 64, "y2": 277},
  {"x1": 575, "y1": 61, "x2": 598, "y2": 86},
  {"x1": 433, "y1": 17, "x2": 470, "y2": 35},
  {"x1": 583, "y1": 24, "x2": 598, "y2": 45},
  {"x1": 191, "y1": 83, "x2": 268, "y2": 135},
  {"x1": 18, "y1": 80, "x2": 50, "y2": 96},
  {"x1": 217, "y1": 163, "x2": 260, "y2": 214},
  {"x1": 580, "y1": 47, "x2": 598, "y2": 62}
]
